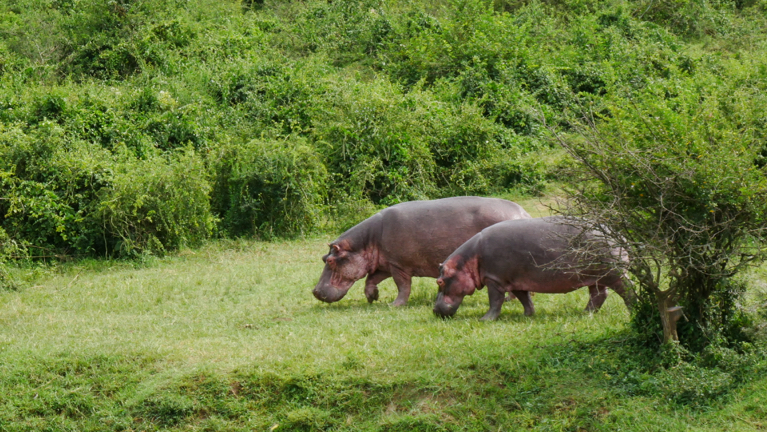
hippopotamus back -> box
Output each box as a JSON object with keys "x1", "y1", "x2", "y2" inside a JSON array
[{"x1": 378, "y1": 197, "x2": 532, "y2": 279}]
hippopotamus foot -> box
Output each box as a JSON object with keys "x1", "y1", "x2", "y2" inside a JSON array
[
  {"x1": 391, "y1": 298, "x2": 408, "y2": 306},
  {"x1": 481, "y1": 282, "x2": 506, "y2": 321},
  {"x1": 365, "y1": 286, "x2": 379, "y2": 303},
  {"x1": 364, "y1": 271, "x2": 390, "y2": 303},
  {"x1": 480, "y1": 310, "x2": 501, "y2": 321},
  {"x1": 610, "y1": 283, "x2": 637, "y2": 311}
]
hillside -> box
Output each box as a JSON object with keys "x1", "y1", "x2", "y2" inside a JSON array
[{"x1": 1, "y1": 0, "x2": 766, "y2": 259}]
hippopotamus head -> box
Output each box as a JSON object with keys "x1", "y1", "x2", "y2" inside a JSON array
[
  {"x1": 312, "y1": 240, "x2": 371, "y2": 303},
  {"x1": 433, "y1": 256, "x2": 480, "y2": 318}
]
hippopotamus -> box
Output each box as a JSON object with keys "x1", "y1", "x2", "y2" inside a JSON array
[
  {"x1": 312, "y1": 197, "x2": 532, "y2": 306},
  {"x1": 433, "y1": 216, "x2": 635, "y2": 320}
]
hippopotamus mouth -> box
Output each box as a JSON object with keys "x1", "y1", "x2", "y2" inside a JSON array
[
  {"x1": 312, "y1": 284, "x2": 351, "y2": 303},
  {"x1": 433, "y1": 292, "x2": 462, "y2": 318},
  {"x1": 312, "y1": 266, "x2": 355, "y2": 303}
]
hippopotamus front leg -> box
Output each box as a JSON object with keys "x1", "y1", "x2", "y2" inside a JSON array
[
  {"x1": 390, "y1": 268, "x2": 412, "y2": 306},
  {"x1": 364, "y1": 270, "x2": 390, "y2": 303},
  {"x1": 480, "y1": 281, "x2": 505, "y2": 321},
  {"x1": 512, "y1": 290, "x2": 535, "y2": 316}
]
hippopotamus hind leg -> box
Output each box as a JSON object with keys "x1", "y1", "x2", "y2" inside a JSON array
[
  {"x1": 364, "y1": 270, "x2": 391, "y2": 303},
  {"x1": 390, "y1": 268, "x2": 412, "y2": 307},
  {"x1": 586, "y1": 285, "x2": 609, "y2": 311},
  {"x1": 512, "y1": 290, "x2": 535, "y2": 316},
  {"x1": 609, "y1": 282, "x2": 637, "y2": 311}
]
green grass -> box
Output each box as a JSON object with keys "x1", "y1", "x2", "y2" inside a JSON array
[{"x1": 1, "y1": 232, "x2": 766, "y2": 431}]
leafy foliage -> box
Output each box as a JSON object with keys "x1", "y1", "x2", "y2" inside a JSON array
[
  {"x1": 211, "y1": 138, "x2": 327, "y2": 238},
  {"x1": 554, "y1": 64, "x2": 767, "y2": 350},
  {"x1": 0, "y1": 0, "x2": 766, "y2": 259},
  {"x1": 97, "y1": 149, "x2": 214, "y2": 256}
]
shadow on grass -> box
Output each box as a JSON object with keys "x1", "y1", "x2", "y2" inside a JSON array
[{"x1": 441, "y1": 304, "x2": 601, "y2": 324}]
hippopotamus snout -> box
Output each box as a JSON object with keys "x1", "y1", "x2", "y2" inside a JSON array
[
  {"x1": 433, "y1": 293, "x2": 460, "y2": 318},
  {"x1": 312, "y1": 284, "x2": 348, "y2": 303},
  {"x1": 312, "y1": 263, "x2": 355, "y2": 303}
]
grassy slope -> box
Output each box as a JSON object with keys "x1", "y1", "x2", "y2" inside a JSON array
[{"x1": 1, "y1": 197, "x2": 765, "y2": 431}]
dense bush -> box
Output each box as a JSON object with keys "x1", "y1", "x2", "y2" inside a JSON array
[
  {"x1": 556, "y1": 58, "x2": 767, "y2": 349},
  {"x1": 211, "y1": 138, "x2": 327, "y2": 238},
  {"x1": 316, "y1": 79, "x2": 438, "y2": 205},
  {"x1": 0, "y1": 226, "x2": 23, "y2": 291},
  {"x1": 97, "y1": 149, "x2": 214, "y2": 256},
  {"x1": 0, "y1": 123, "x2": 112, "y2": 256},
  {"x1": 0, "y1": 0, "x2": 765, "y2": 259}
]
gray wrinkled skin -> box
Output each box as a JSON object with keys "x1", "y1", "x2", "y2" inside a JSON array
[
  {"x1": 313, "y1": 197, "x2": 532, "y2": 306},
  {"x1": 434, "y1": 216, "x2": 634, "y2": 320}
]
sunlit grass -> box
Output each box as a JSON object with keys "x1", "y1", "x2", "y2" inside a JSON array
[{"x1": 0, "y1": 233, "x2": 765, "y2": 431}]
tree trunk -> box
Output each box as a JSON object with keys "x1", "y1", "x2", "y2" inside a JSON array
[{"x1": 658, "y1": 292, "x2": 683, "y2": 344}]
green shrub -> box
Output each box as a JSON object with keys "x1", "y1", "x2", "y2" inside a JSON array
[
  {"x1": 630, "y1": 0, "x2": 736, "y2": 37},
  {"x1": 326, "y1": 194, "x2": 382, "y2": 233},
  {"x1": 0, "y1": 227, "x2": 23, "y2": 291},
  {"x1": 289, "y1": 0, "x2": 395, "y2": 65},
  {"x1": 211, "y1": 137, "x2": 327, "y2": 238},
  {"x1": 316, "y1": 79, "x2": 438, "y2": 205},
  {"x1": 97, "y1": 148, "x2": 213, "y2": 256},
  {"x1": 0, "y1": 123, "x2": 113, "y2": 256}
]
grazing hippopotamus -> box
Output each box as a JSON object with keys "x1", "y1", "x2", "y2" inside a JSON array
[
  {"x1": 312, "y1": 197, "x2": 532, "y2": 306},
  {"x1": 433, "y1": 216, "x2": 635, "y2": 320}
]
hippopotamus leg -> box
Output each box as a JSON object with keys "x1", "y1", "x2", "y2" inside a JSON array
[
  {"x1": 480, "y1": 281, "x2": 506, "y2": 321},
  {"x1": 586, "y1": 285, "x2": 609, "y2": 311},
  {"x1": 609, "y1": 282, "x2": 637, "y2": 311},
  {"x1": 390, "y1": 267, "x2": 412, "y2": 306},
  {"x1": 504, "y1": 292, "x2": 517, "y2": 302},
  {"x1": 512, "y1": 290, "x2": 535, "y2": 316},
  {"x1": 364, "y1": 270, "x2": 390, "y2": 303}
]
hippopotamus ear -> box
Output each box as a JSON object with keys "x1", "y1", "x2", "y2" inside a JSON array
[{"x1": 332, "y1": 244, "x2": 341, "y2": 254}]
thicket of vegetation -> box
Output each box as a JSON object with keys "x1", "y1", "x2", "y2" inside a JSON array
[{"x1": 1, "y1": 0, "x2": 761, "y2": 260}]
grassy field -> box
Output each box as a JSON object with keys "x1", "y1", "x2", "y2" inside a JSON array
[{"x1": 1, "y1": 196, "x2": 766, "y2": 431}]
